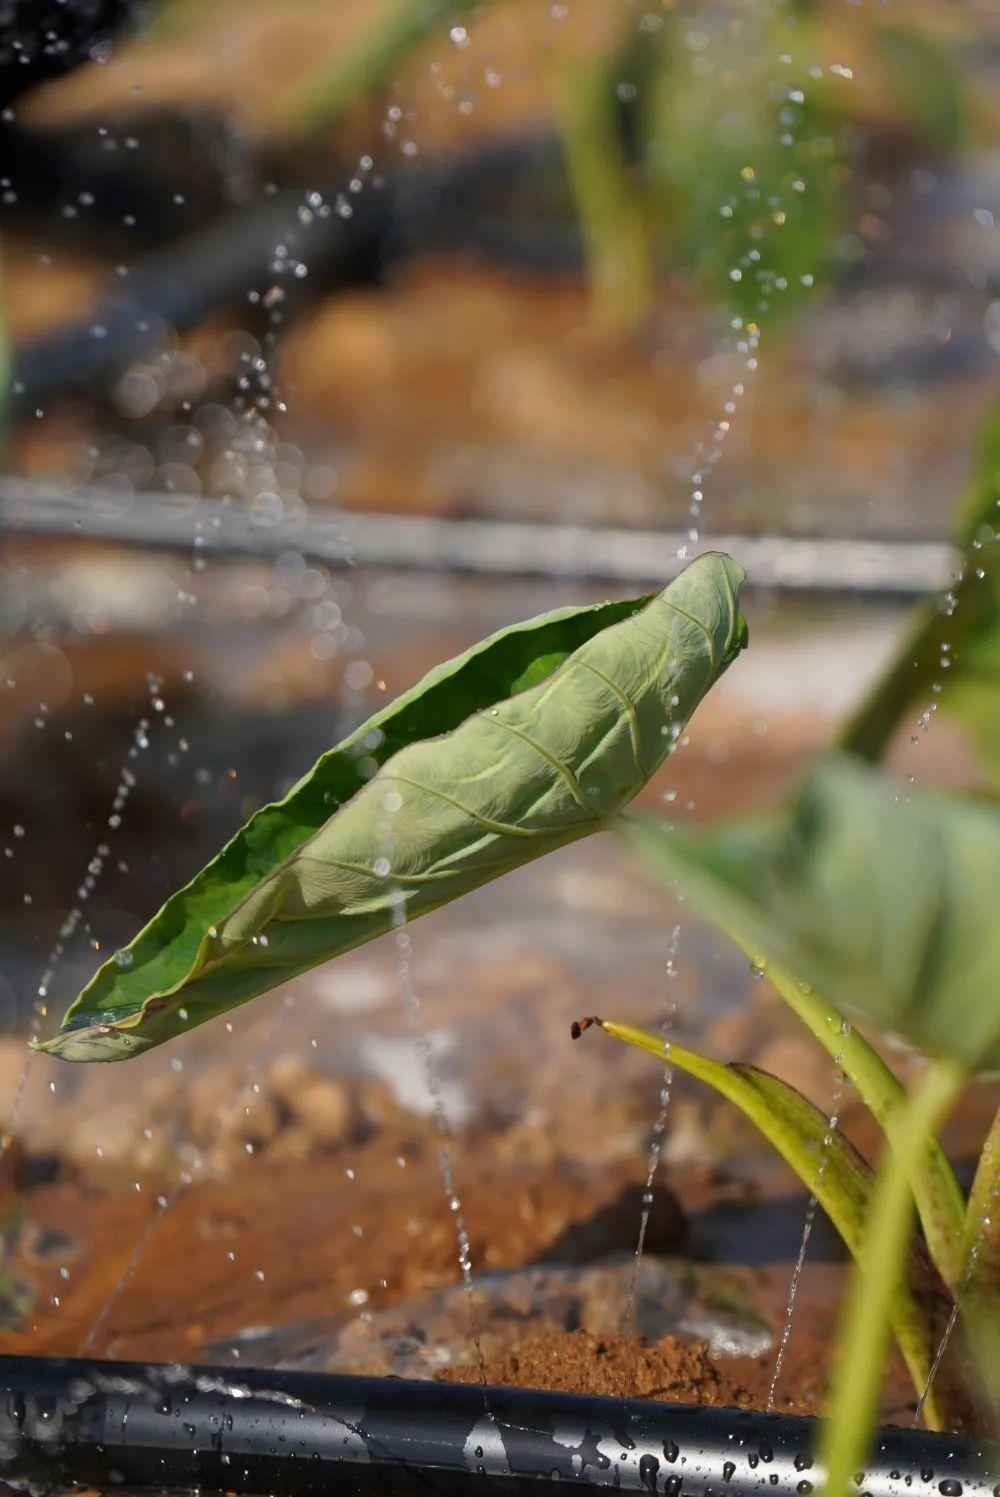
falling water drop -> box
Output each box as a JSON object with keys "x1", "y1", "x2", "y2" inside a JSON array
[{"x1": 767, "y1": 1021, "x2": 850, "y2": 1411}]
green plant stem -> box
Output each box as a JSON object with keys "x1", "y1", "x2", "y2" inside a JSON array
[
  {"x1": 752, "y1": 955, "x2": 966, "y2": 1291},
  {"x1": 550, "y1": 60, "x2": 654, "y2": 333},
  {"x1": 964, "y1": 1102, "x2": 1000, "y2": 1306},
  {"x1": 839, "y1": 588, "x2": 982, "y2": 762},
  {"x1": 966, "y1": 1103, "x2": 1000, "y2": 1264},
  {"x1": 959, "y1": 1101, "x2": 1000, "y2": 1432},
  {"x1": 283, "y1": 0, "x2": 480, "y2": 134},
  {"x1": 585, "y1": 1019, "x2": 973, "y2": 1432},
  {"x1": 839, "y1": 400, "x2": 1000, "y2": 763},
  {"x1": 818, "y1": 1057, "x2": 968, "y2": 1497}
]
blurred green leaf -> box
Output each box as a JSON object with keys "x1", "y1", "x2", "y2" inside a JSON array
[
  {"x1": 551, "y1": 58, "x2": 655, "y2": 332},
  {"x1": 285, "y1": 0, "x2": 481, "y2": 132},
  {"x1": 840, "y1": 402, "x2": 1000, "y2": 777},
  {"x1": 0, "y1": 1210, "x2": 31, "y2": 1331},
  {"x1": 622, "y1": 754, "x2": 1000, "y2": 1072},
  {"x1": 876, "y1": 25, "x2": 966, "y2": 153},
  {"x1": 636, "y1": 6, "x2": 849, "y2": 323}
]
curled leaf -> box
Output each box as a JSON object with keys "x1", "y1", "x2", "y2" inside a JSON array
[{"x1": 40, "y1": 553, "x2": 746, "y2": 1062}]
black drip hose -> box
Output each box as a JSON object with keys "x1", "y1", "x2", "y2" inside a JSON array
[{"x1": 0, "y1": 1355, "x2": 996, "y2": 1497}]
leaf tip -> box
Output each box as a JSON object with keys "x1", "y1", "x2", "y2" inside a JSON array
[
  {"x1": 570, "y1": 1015, "x2": 603, "y2": 1039},
  {"x1": 31, "y1": 1023, "x2": 139, "y2": 1063}
]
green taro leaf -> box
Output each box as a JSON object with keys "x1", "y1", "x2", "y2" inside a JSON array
[
  {"x1": 576, "y1": 1018, "x2": 975, "y2": 1432},
  {"x1": 623, "y1": 754, "x2": 1000, "y2": 1072},
  {"x1": 39, "y1": 553, "x2": 746, "y2": 1062}
]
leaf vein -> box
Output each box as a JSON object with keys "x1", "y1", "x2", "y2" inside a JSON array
[
  {"x1": 661, "y1": 598, "x2": 718, "y2": 673},
  {"x1": 568, "y1": 657, "x2": 649, "y2": 783},
  {"x1": 384, "y1": 773, "x2": 549, "y2": 839},
  {"x1": 478, "y1": 714, "x2": 600, "y2": 817}
]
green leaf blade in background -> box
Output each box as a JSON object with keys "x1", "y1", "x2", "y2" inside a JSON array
[
  {"x1": 622, "y1": 754, "x2": 1000, "y2": 1072},
  {"x1": 39, "y1": 553, "x2": 746, "y2": 1063}
]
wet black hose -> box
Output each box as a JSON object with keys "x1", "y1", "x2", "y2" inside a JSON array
[{"x1": 0, "y1": 1355, "x2": 995, "y2": 1497}]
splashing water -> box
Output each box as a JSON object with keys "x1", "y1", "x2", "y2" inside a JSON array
[
  {"x1": 767, "y1": 1023, "x2": 850, "y2": 1412},
  {"x1": 372, "y1": 758, "x2": 489, "y2": 1396},
  {"x1": 1, "y1": 680, "x2": 171, "y2": 1172},
  {"x1": 624, "y1": 924, "x2": 681, "y2": 1350},
  {"x1": 387, "y1": 880, "x2": 490, "y2": 1397},
  {"x1": 79, "y1": 997, "x2": 296, "y2": 1356}
]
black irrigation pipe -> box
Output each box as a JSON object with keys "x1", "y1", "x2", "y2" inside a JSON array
[
  {"x1": 0, "y1": 479, "x2": 954, "y2": 598},
  {"x1": 0, "y1": 1355, "x2": 996, "y2": 1497}
]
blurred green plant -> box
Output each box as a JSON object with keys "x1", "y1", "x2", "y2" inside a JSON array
[
  {"x1": 840, "y1": 401, "x2": 1000, "y2": 781},
  {"x1": 625, "y1": 756, "x2": 1000, "y2": 1074},
  {"x1": 605, "y1": 3, "x2": 971, "y2": 328},
  {"x1": 0, "y1": 1208, "x2": 33, "y2": 1331},
  {"x1": 875, "y1": 23, "x2": 967, "y2": 154},
  {"x1": 626, "y1": 3, "x2": 851, "y2": 326},
  {"x1": 550, "y1": 57, "x2": 654, "y2": 333},
  {"x1": 282, "y1": 0, "x2": 481, "y2": 136},
  {"x1": 155, "y1": 0, "x2": 972, "y2": 332},
  {"x1": 0, "y1": 1264, "x2": 31, "y2": 1330}
]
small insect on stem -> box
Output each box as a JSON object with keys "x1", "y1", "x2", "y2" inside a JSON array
[{"x1": 570, "y1": 1016, "x2": 604, "y2": 1039}]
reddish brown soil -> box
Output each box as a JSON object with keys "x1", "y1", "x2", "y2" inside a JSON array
[
  {"x1": 1, "y1": 1123, "x2": 926, "y2": 1427},
  {"x1": 438, "y1": 1281, "x2": 916, "y2": 1423},
  {"x1": 440, "y1": 1329, "x2": 757, "y2": 1408}
]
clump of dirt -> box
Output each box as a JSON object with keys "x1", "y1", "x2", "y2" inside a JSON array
[
  {"x1": 440, "y1": 1322, "x2": 855, "y2": 1419},
  {"x1": 440, "y1": 1328, "x2": 755, "y2": 1408}
]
